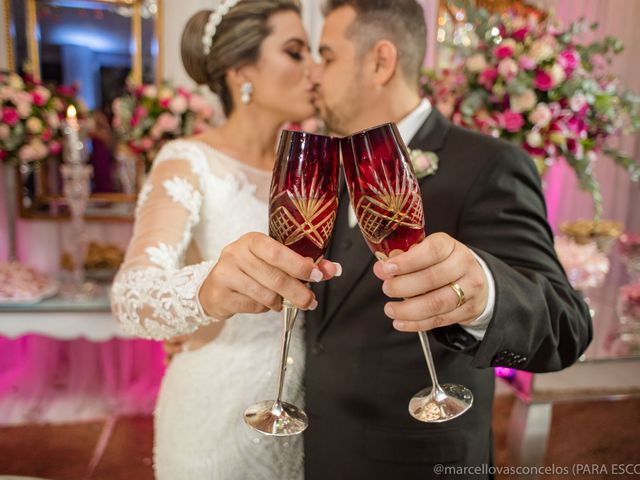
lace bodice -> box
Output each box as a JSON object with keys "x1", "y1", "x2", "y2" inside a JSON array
[{"x1": 111, "y1": 139, "x2": 273, "y2": 339}]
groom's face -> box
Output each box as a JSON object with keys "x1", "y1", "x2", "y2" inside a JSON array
[{"x1": 313, "y1": 6, "x2": 369, "y2": 136}]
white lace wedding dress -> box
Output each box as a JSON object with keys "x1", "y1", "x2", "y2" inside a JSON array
[{"x1": 111, "y1": 140, "x2": 305, "y2": 480}]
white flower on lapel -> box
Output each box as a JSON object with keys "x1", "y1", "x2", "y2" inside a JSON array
[{"x1": 409, "y1": 149, "x2": 439, "y2": 179}]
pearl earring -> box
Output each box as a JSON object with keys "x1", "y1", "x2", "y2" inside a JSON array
[{"x1": 240, "y1": 82, "x2": 253, "y2": 104}]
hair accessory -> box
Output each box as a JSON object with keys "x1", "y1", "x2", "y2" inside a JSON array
[{"x1": 202, "y1": 0, "x2": 243, "y2": 55}]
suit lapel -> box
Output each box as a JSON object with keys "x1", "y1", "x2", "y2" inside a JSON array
[{"x1": 314, "y1": 109, "x2": 452, "y2": 338}]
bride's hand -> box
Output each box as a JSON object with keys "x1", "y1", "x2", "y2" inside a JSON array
[{"x1": 198, "y1": 232, "x2": 341, "y2": 320}]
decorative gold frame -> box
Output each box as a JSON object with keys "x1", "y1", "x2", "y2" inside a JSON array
[
  {"x1": 2, "y1": 0, "x2": 164, "y2": 222},
  {"x1": 21, "y1": 0, "x2": 163, "y2": 85}
]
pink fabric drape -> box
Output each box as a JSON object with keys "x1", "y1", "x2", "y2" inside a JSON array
[{"x1": 0, "y1": 335, "x2": 165, "y2": 424}]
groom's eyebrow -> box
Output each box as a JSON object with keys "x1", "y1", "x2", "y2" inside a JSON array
[{"x1": 318, "y1": 45, "x2": 333, "y2": 57}]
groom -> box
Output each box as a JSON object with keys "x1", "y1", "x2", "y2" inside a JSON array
[{"x1": 301, "y1": 1, "x2": 592, "y2": 479}]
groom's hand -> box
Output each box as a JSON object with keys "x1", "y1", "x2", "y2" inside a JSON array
[
  {"x1": 199, "y1": 232, "x2": 340, "y2": 320},
  {"x1": 372, "y1": 232, "x2": 488, "y2": 332}
]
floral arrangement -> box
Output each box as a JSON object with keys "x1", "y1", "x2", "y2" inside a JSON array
[
  {"x1": 410, "y1": 149, "x2": 439, "y2": 178},
  {"x1": 422, "y1": 5, "x2": 640, "y2": 218},
  {"x1": 554, "y1": 235, "x2": 610, "y2": 290},
  {"x1": 618, "y1": 233, "x2": 640, "y2": 258},
  {"x1": 112, "y1": 83, "x2": 218, "y2": 168},
  {"x1": 0, "y1": 72, "x2": 82, "y2": 166},
  {"x1": 560, "y1": 219, "x2": 623, "y2": 252},
  {"x1": 618, "y1": 282, "x2": 640, "y2": 324}
]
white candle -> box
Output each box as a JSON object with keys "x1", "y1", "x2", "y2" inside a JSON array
[{"x1": 65, "y1": 105, "x2": 81, "y2": 163}]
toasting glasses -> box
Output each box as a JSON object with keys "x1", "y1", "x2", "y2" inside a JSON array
[
  {"x1": 340, "y1": 123, "x2": 473, "y2": 422},
  {"x1": 243, "y1": 130, "x2": 340, "y2": 436}
]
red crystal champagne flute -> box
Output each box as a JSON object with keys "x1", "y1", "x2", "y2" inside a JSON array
[
  {"x1": 244, "y1": 130, "x2": 340, "y2": 436},
  {"x1": 340, "y1": 123, "x2": 473, "y2": 422}
]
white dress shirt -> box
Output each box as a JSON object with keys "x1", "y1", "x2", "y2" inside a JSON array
[{"x1": 348, "y1": 99, "x2": 494, "y2": 340}]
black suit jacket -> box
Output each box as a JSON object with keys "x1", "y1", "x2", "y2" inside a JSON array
[{"x1": 304, "y1": 109, "x2": 592, "y2": 479}]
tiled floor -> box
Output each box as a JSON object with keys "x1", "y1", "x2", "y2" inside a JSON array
[{"x1": 0, "y1": 394, "x2": 639, "y2": 479}]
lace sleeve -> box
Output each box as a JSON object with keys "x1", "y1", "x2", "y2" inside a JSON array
[{"x1": 111, "y1": 142, "x2": 218, "y2": 340}]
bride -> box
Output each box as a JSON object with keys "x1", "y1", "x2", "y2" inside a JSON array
[{"x1": 110, "y1": 1, "x2": 338, "y2": 478}]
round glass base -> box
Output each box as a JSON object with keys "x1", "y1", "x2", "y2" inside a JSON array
[
  {"x1": 243, "y1": 400, "x2": 308, "y2": 436},
  {"x1": 409, "y1": 384, "x2": 473, "y2": 423}
]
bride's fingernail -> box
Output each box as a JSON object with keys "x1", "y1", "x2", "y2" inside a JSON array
[
  {"x1": 332, "y1": 262, "x2": 343, "y2": 277},
  {"x1": 309, "y1": 268, "x2": 323, "y2": 283},
  {"x1": 382, "y1": 263, "x2": 398, "y2": 274},
  {"x1": 308, "y1": 299, "x2": 318, "y2": 311}
]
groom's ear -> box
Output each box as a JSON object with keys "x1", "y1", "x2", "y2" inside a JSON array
[{"x1": 370, "y1": 39, "x2": 398, "y2": 86}]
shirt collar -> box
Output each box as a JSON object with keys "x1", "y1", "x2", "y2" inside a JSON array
[{"x1": 396, "y1": 98, "x2": 432, "y2": 145}]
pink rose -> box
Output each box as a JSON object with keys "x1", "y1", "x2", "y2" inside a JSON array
[
  {"x1": 41, "y1": 128, "x2": 53, "y2": 142},
  {"x1": 49, "y1": 141, "x2": 62, "y2": 156},
  {"x1": 558, "y1": 49, "x2": 580, "y2": 75},
  {"x1": 498, "y1": 58, "x2": 518, "y2": 80},
  {"x1": 32, "y1": 86, "x2": 51, "y2": 106},
  {"x1": 56, "y1": 85, "x2": 77, "y2": 97},
  {"x1": 156, "y1": 112, "x2": 179, "y2": 133},
  {"x1": 177, "y1": 87, "x2": 191, "y2": 99},
  {"x1": 569, "y1": 93, "x2": 588, "y2": 114},
  {"x1": 140, "y1": 137, "x2": 154, "y2": 151},
  {"x1": 134, "y1": 106, "x2": 148, "y2": 118},
  {"x1": 512, "y1": 27, "x2": 530, "y2": 42},
  {"x1": 160, "y1": 98, "x2": 171, "y2": 109},
  {"x1": 189, "y1": 94, "x2": 209, "y2": 113},
  {"x1": 534, "y1": 70, "x2": 553, "y2": 91},
  {"x1": 502, "y1": 109, "x2": 525, "y2": 133},
  {"x1": 478, "y1": 67, "x2": 498, "y2": 90},
  {"x1": 518, "y1": 55, "x2": 536, "y2": 71},
  {"x1": 493, "y1": 42, "x2": 515, "y2": 59},
  {"x1": 2, "y1": 107, "x2": 19, "y2": 126}
]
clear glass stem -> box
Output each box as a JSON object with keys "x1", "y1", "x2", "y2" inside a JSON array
[
  {"x1": 273, "y1": 299, "x2": 298, "y2": 405},
  {"x1": 418, "y1": 330, "x2": 444, "y2": 395}
]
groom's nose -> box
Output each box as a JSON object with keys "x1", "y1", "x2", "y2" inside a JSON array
[{"x1": 309, "y1": 62, "x2": 323, "y2": 88}]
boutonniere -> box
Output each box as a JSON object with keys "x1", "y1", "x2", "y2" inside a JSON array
[{"x1": 409, "y1": 149, "x2": 439, "y2": 179}]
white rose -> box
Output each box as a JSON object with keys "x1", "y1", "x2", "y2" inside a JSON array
[
  {"x1": 26, "y1": 117, "x2": 43, "y2": 134},
  {"x1": 466, "y1": 53, "x2": 487, "y2": 73},
  {"x1": 528, "y1": 103, "x2": 552, "y2": 127},
  {"x1": 8, "y1": 73, "x2": 24, "y2": 90},
  {"x1": 526, "y1": 130, "x2": 543, "y2": 147},
  {"x1": 529, "y1": 38, "x2": 554, "y2": 63},
  {"x1": 159, "y1": 87, "x2": 173, "y2": 101},
  {"x1": 498, "y1": 58, "x2": 518, "y2": 79},
  {"x1": 569, "y1": 93, "x2": 587, "y2": 112},
  {"x1": 169, "y1": 95, "x2": 188, "y2": 114},
  {"x1": 548, "y1": 63, "x2": 566, "y2": 86},
  {"x1": 143, "y1": 85, "x2": 158, "y2": 98},
  {"x1": 510, "y1": 89, "x2": 537, "y2": 113}
]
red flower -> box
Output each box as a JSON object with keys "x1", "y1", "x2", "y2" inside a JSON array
[
  {"x1": 534, "y1": 71, "x2": 553, "y2": 91},
  {"x1": 2, "y1": 107, "x2": 20, "y2": 126},
  {"x1": 49, "y1": 141, "x2": 62, "y2": 156},
  {"x1": 503, "y1": 109, "x2": 525, "y2": 132},
  {"x1": 494, "y1": 44, "x2": 515, "y2": 59},
  {"x1": 478, "y1": 67, "x2": 498, "y2": 89},
  {"x1": 41, "y1": 128, "x2": 53, "y2": 142}
]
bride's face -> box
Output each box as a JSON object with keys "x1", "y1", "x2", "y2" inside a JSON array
[{"x1": 243, "y1": 11, "x2": 316, "y2": 122}]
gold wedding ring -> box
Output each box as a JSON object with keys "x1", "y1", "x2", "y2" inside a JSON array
[{"x1": 449, "y1": 282, "x2": 466, "y2": 308}]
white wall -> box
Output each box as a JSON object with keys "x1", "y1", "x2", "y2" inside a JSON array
[{"x1": 160, "y1": 0, "x2": 437, "y2": 83}]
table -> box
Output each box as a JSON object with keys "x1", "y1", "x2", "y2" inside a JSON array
[
  {"x1": 0, "y1": 283, "x2": 131, "y2": 341},
  {"x1": 503, "y1": 250, "x2": 640, "y2": 476}
]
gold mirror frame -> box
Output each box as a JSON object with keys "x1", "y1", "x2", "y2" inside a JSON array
[
  {"x1": 22, "y1": 0, "x2": 163, "y2": 86},
  {"x1": 3, "y1": 0, "x2": 164, "y2": 222}
]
